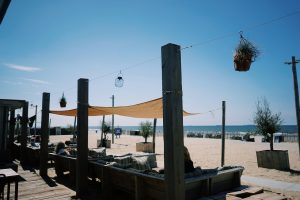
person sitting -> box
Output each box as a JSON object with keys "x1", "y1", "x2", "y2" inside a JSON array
[
  {"x1": 159, "y1": 146, "x2": 195, "y2": 174},
  {"x1": 55, "y1": 142, "x2": 70, "y2": 156},
  {"x1": 184, "y1": 146, "x2": 195, "y2": 173}
]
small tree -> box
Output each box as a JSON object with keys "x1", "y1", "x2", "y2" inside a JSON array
[
  {"x1": 140, "y1": 121, "x2": 153, "y2": 143},
  {"x1": 253, "y1": 98, "x2": 282, "y2": 151}
]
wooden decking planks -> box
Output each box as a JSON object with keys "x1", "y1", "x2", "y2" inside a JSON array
[{"x1": 3, "y1": 166, "x2": 75, "y2": 200}]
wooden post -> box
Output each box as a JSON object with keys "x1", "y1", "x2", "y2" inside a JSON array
[
  {"x1": 111, "y1": 95, "x2": 115, "y2": 144},
  {"x1": 100, "y1": 115, "x2": 105, "y2": 146},
  {"x1": 20, "y1": 101, "x2": 28, "y2": 165},
  {"x1": 152, "y1": 118, "x2": 157, "y2": 153},
  {"x1": 76, "y1": 78, "x2": 89, "y2": 197},
  {"x1": 40, "y1": 93, "x2": 50, "y2": 177},
  {"x1": 221, "y1": 101, "x2": 226, "y2": 167},
  {"x1": 161, "y1": 43, "x2": 185, "y2": 200},
  {"x1": 8, "y1": 109, "x2": 15, "y2": 150},
  {"x1": 73, "y1": 116, "x2": 77, "y2": 139},
  {"x1": 291, "y1": 56, "x2": 300, "y2": 157},
  {"x1": 286, "y1": 56, "x2": 300, "y2": 157}
]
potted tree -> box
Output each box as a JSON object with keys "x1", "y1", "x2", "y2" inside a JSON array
[
  {"x1": 59, "y1": 93, "x2": 67, "y2": 108},
  {"x1": 136, "y1": 121, "x2": 154, "y2": 153},
  {"x1": 234, "y1": 34, "x2": 260, "y2": 72},
  {"x1": 100, "y1": 122, "x2": 111, "y2": 148},
  {"x1": 254, "y1": 98, "x2": 290, "y2": 171}
]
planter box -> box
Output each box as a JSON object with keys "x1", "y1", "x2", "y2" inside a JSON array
[
  {"x1": 98, "y1": 139, "x2": 111, "y2": 148},
  {"x1": 136, "y1": 142, "x2": 153, "y2": 153},
  {"x1": 256, "y1": 150, "x2": 290, "y2": 171}
]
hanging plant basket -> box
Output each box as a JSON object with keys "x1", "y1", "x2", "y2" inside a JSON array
[
  {"x1": 234, "y1": 32, "x2": 259, "y2": 72},
  {"x1": 60, "y1": 93, "x2": 67, "y2": 108},
  {"x1": 234, "y1": 55, "x2": 252, "y2": 71}
]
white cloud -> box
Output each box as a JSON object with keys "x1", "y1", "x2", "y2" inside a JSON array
[
  {"x1": 1, "y1": 80, "x2": 23, "y2": 85},
  {"x1": 4, "y1": 63, "x2": 41, "y2": 72},
  {"x1": 24, "y1": 78, "x2": 50, "y2": 85}
]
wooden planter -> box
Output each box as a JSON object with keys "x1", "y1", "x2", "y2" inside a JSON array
[
  {"x1": 98, "y1": 139, "x2": 111, "y2": 148},
  {"x1": 234, "y1": 57, "x2": 252, "y2": 72},
  {"x1": 136, "y1": 142, "x2": 154, "y2": 153},
  {"x1": 256, "y1": 150, "x2": 290, "y2": 171}
]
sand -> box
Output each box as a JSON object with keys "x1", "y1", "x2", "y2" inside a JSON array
[{"x1": 50, "y1": 133, "x2": 300, "y2": 198}]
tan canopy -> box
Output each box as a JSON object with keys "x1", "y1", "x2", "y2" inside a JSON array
[{"x1": 50, "y1": 97, "x2": 196, "y2": 118}]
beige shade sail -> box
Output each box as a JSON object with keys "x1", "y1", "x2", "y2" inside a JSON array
[{"x1": 50, "y1": 97, "x2": 196, "y2": 118}]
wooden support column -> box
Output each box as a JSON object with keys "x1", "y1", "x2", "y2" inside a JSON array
[
  {"x1": 8, "y1": 109, "x2": 15, "y2": 150},
  {"x1": 161, "y1": 43, "x2": 185, "y2": 200},
  {"x1": 76, "y1": 78, "x2": 89, "y2": 197},
  {"x1": 152, "y1": 118, "x2": 157, "y2": 153},
  {"x1": 40, "y1": 92, "x2": 50, "y2": 177},
  {"x1": 0, "y1": 107, "x2": 8, "y2": 152},
  {"x1": 20, "y1": 101, "x2": 28, "y2": 165},
  {"x1": 221, "y1": 101, "x2": 226, "y2": 167}
]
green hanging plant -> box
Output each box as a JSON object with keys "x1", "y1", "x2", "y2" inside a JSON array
[{"x1": 60, "y1": 93, "x2": 67, "y2": 108}]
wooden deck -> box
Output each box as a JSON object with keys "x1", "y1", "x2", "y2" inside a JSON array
[{"x1": 2, "y1": 163, "x2": 102, "y2": 200}]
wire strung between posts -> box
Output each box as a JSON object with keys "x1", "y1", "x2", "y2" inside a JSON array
[
  {"x1": 180, "y1": 10, "x2": 300, "y2": 51},
  {"x1": 54, "y1": 10, "x2": 300, "y2": 99}
]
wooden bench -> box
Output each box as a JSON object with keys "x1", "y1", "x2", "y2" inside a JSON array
[{"x1": 102, "y1": 166, "x2": 244, "y2": 200}]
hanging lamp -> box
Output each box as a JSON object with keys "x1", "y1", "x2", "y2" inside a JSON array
[{"x1": 115, "y1": 71, "x2": 124, "y2": 88}]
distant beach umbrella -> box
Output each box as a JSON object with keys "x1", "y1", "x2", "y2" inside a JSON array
[{"x1": 115, "y1": 71, "x2": 124, "y2": 88}]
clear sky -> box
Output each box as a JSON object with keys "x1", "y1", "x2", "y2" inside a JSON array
[{"x1": 1, "y1": 1, "x2": 300, "y2": 127}]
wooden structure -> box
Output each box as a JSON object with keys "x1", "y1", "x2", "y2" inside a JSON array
[
  {"x1": 2, "y1": 164, "x2": 76, "y2": 199},
  {"x1": 40, "y1": 92, "x2": 50, "y2": 177},
  {"x1": 0, "y1": 99, "x2": 27, "y2": 164},
  {"x1": 76, "y1": 78, "x2": 89, "y2": 197},
  {"x1": 256, "y1": 150, "x2": 290, "y2": 171},
  {"x1": 161, "y1": 43, "x2": 185, "y2": 199},
  {"x1": 102, "y1": 165, "x2": 244, "y2": 200}
]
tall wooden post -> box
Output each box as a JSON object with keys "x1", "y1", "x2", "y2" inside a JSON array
[
  {"x1": 221, "y1": 101, "x2": 226, "y2": 166},
  {"x1": 20, "y1": 101, "x2": 28, "y2": 165},
  {"x1": 40, "y1": 93, "x2": 50, "y2": 177},
  {"x1": 152, "y1": 118, "x2": 157, "y2": 153},
  {"x1": 286, "y1": 56, "x2": 300, "y2": 157},
  {"x1": 76, "y1": 78, "x2": 89, "y2": 197},
  {"x1": 8, "y1": 109, "x2": 15, "y2": 150},
  {"x1": 161, "y1": 43, "x2": 185, "y2": 200},
  {"x1": 111, "y1": 95, "x2": 115, "y2": 144},
  {"x1": 100, "y1": 115, "x2": 105, "y2": 145}
]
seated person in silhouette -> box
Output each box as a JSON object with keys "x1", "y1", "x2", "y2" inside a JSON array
[
  {"x1": 55, "y1": 142, "x2": 70, "y2": 156},
  {"x1": 184, "y1": 146, "x2": 195, "y2": 173},
  {"x1": 159, "y1": 146, "x2": 195, "y2": 174}
]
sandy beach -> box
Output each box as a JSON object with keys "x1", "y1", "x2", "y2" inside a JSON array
[{"x1": 50, "y1": 132, "x2": 300, "y2": 198}]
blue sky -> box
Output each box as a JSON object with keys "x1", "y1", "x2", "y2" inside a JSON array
[{"x1": 1, "y1": 1, "x2": 300, "y2": 127}]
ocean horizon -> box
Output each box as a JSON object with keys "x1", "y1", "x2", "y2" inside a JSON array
[{"x1": 88, "y1": 125, "x2": 297, "y2": 134}]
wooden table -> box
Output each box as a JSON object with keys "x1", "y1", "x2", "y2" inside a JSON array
[{"x1": 0, "y1": 168, "x2": 20, "y2": 200}]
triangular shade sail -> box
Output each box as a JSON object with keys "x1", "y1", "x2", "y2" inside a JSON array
[{"x1": 50, "y1": 97, "x2": 196, "y2": 118}]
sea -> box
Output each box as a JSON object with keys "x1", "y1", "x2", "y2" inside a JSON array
[{"x1": 89, "y1": 125, "x2": 297, "y2": 135}]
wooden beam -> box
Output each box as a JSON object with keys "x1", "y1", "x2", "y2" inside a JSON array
[
  {"x1": 76, "y1": 78, "x2": 89, "y2": 197},
  {"x1": 20, "y1": 101, "x2": 28, "y2": 165},
  {"x1": 161, "y1": 43, "x2": 185, "y2": 200},
  {"x1": 40, "y1": 93, "x2": 50, "y2": 177}
]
